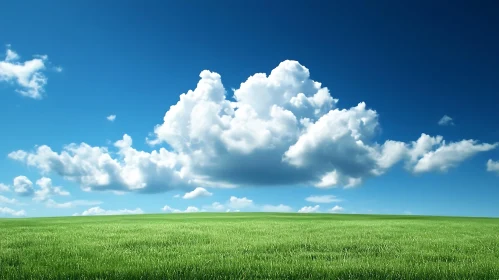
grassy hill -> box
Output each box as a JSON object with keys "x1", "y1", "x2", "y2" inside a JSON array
[{"x1": 1, "y1": 213, "x2": 498, "y2": 279}]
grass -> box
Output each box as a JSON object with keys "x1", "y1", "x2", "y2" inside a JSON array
[{"x1": 0, "y1": 213, "x2": 498, "y2": 279}]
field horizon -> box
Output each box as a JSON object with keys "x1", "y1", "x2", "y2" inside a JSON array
[
  {"x1": 1, "y1": 213, "x2": 498, "y2": 279},
  {"x1": 3, "y1": 212, "x2": 499, "y2": 220}
]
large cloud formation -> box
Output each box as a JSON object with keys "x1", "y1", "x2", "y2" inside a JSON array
[{"x1": 8, "y1": 61, "x2": 497, "y2": 193}]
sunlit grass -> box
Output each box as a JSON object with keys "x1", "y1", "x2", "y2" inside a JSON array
[{"x1": 1, "y1": 213, "x2": 498, "y2": 279}]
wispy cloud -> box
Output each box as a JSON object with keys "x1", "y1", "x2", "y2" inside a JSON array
[
  {"x1": 305, "y1": 195, "x2": 342, "y2": 203},
  {"x1": 73, "y1": 206, "x2": 143, "y2": 216},
  {"x1": 0, "y1": 207, "x2": 26, "y2": 217},
  {"x1": 106, "y1": 115, "x2": 116, "y2": 122},
  {"x1": 438, "y1": 115, "x2": 454, "y2": 126},
  {"x1": 45, "y1": 199, "x2": 102, "y2": 209}
]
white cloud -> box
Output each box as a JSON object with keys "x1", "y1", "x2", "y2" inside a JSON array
[
  {"x1": 0, "y1": 45, "x2": 54, "y2": 99},
  {"x1": 13, "y1": 176, "x2": 34, "y2": 196},
  {"x1": 5, "y1": 48, "x2": 19, "y2": 62},
  {"x1": 0, "y1": 195, "x2": 20, "y2": 205},
  {"x1": 228, "y1": 196, "x2": 253, "y2": 209},
  {"x1": 9, "y1": 61, "x2": 497, "y2": 193},
  {"x1": 298, "y1": 205, "x2": 320, "y2": 213},
  {"x1": 107, "y1": 115, "x2": 116, "y2": 122},
  {"x1": 328, "y1": 205, "x2": 344, "y2": 213},
  {"x1": 408, "y1": 136, "x2": 497, "y2": 173},
  {"x1": 0, "y1": 207, "x2": 26, "y2": 217},
  {"x1": 74, "y1": 206, "x2": 144, "y2": 216},
  {"x1": 184, "y1": 206, "x2": 200, "y2": 213},
  {"x1": 54, "y1": 66, "x2": 63, "y2": 73},
  {"x1": 182, "y1": 187, "x2": 213, "y2": 199},
  {"x1": 438, "y1": 115, "x2": 454, "y2": 126},
  {"x1": 9, "y1": 135, "x2": 192, "y2": 193},
  {"x1": 261, "y1": 204, "x2": 293, "y2": 212},
  {"x1": 305, "y1": 195, "x2": 341, "y2": 203},
  {"x1": 161, "y1": 205, "x2": 200, "y2": 213},
  {"x1": 45, "y1": 199, "x2": 102, "y2": 208},
  {"x1": 0, "y1": 183, "x2": 10, "y2": 192},
  {"x1": 33, "y1": 177, "x2": 70, "y2": 202},
  {"x1": 207, "y1": 202, "x2": 226, "y2": 211},
  {"x1": 487, "y1": 159, "x2": 499, "y2": 174}
]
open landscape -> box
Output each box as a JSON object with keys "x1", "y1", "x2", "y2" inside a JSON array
[
  {"x1": 2, "y1": 1, "x2": 499, "y2": 280},
  {"x1": 1, "y1": 213, "x2": 498, "y2": 279}
]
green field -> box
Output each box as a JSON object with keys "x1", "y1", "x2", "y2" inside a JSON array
[{"x1": 1, "y1": 213, "x2": 498, "y2": 279}]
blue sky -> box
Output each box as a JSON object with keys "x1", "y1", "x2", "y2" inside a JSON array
[{"x1": 1, "y1": 0, "x2": 498, "y2": 218}]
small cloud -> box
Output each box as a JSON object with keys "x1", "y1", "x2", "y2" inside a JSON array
[
  {"x1": 228, "y1": 196, "x2": 253, "y2": 209},
  {"x1": 298, "y1": 205, "x2": 320, "y2": 213},
  {"x1": 13, "y1": 176, "x2": 34, "y2": 197},
  {"x1": 107, "y1": 115, "x2": 116, "y2": 122},
  {"x1": 209, "y1": 202, "x2": 225, "y2": 211},
  {"x1": 0, "y1": 183, "x2": 10, "y2": 192},
  {"x1": 438, "y1": 115, "x2": 454, "y2": 126},
  {"x1": 486, "y1": 159, "x2": 499, "y2": 174},
  {"x1": 74, "y1": 206, "x2": 143, "y2": 216},
  {"x1": 173, "y1": 194, "x2": 180, "y2": 198},
  {"x1": 0, "y1": 207, "x2": 26, "y2": 217},
  {"x1": 403, "y1": 210, "x2": 412, "y2": 215},
  {"x1": 33, "y1": 177, "x2": 70, "y2": 202},
  {"x1": 0, "y1": 45, "x2": 56, "y2": 99},
  {"x1": 261, "y1": 204, "x2": 293, "y2": 212},
  {"x1": 182, "y1": 187, "x2": 213, "y2": 199},
  {"x1": 54, "y1": 66, "x2": 63, "y2": 73},
  {"x1": 305, "y1": 195, "x2": 342, "y2": 204},
  {"x1": 161, "y1": 205, "x2": 200, "y2": 213},
  {"x1": 5, "y1": 48, "x2": 19, "y2": 61},
  {"x1": 328, "y1": 205, "x2": 344, "y2": 213}
]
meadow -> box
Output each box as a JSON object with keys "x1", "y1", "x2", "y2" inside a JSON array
[{"x1": 0, "y1": 213, "x2": 498, "y2": 279}]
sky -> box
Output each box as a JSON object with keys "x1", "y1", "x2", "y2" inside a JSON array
[{"x1": 1, "y1": 0, "x2": 498, "y2": 218}]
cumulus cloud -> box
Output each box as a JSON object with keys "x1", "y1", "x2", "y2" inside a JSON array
[
  {"x1": 161, "y1": 205, "x2": 200, "y2": 213},
  {"x1": 305, "y1": 195, "x2": 341, "y2": 203},
  {"x1": 487, "y1": 159, "x2": 499, "y2": 174},
  {"x1": 107, "y1": 115, "x2": 116, "y2": 122},
  {"x1": 9, "y1": 134, "x2": 192, "y2": 193},
  {"x1": 329, "y1": 205, "x2": 344, "y2": 213},
  {"x1": 45, "y1": 199, "x2": 102, "y2": 208},
  {"x1": 0, "y1": 183, "x2": 10, "y2": 192},
  {"x1": 9, "y1": 60, "x2": 497, "y2": 193},
  {"x1": 0, "y1": 207, "x2": 26, "y2": 217},
  {"x1": 182, "y1": 187, "x2": 213, "y2": 199},
  {"x1": 33, "y1": 177, "x2": 70, "y2": 202},
  {"x1": 0, "y1": 45, "x2": 55, "y2": 99},
  {"x1": 438, "y1": 115, "x2": 454, "y2": 126},
  {"x1": 13, "y1": 176, "x2": 34, "y2": 196},
  {"x1": 298, "y1": 205, "x2": 320, "y2": 213},
  {"x1": 74, "y1": 206, "x2": 144, "y2": 216}
]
